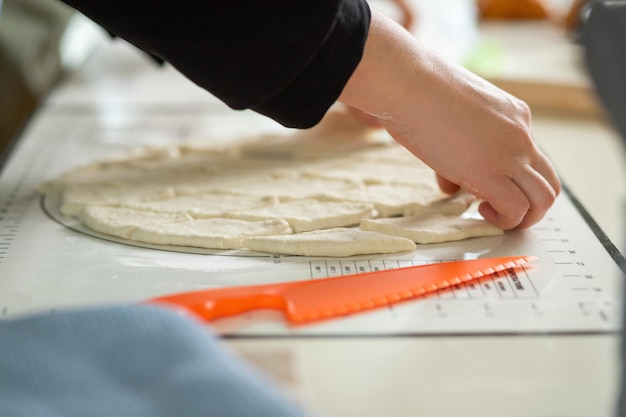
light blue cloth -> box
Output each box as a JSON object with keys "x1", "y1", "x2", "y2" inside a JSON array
[{"x1": 0, "y1": 305, "x2": 311, "y2": 417}]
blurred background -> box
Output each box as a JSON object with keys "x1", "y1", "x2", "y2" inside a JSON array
[
  {"x1": 0, "y1": 0, "x2": 100, "y2": 153},
  {"x1": 0, "y1": 0, "x2": 624, "y2": 250}
]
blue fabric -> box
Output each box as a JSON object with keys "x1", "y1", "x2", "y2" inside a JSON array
[{"x1": 0, "y1": 305, "x2": 310, "y2": 417}]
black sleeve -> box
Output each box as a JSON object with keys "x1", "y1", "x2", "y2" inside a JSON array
[{"x1": 59, "y1": 0, "x2": 371, "y2": 128}]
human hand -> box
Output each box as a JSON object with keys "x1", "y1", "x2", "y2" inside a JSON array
[
  {"x1": 338, "y1": 10, "x2": 560, "y2": 230},
  {"x1": 344, "y1": 0, "x2": 417, "y2": 129}
]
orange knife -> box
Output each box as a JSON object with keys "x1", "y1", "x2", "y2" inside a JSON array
[{"x1": 148, "y1": 256, "x2": 536, "y2": 325}]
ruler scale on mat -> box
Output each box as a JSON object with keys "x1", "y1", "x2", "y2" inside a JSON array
[{"x1": 148, "y1": 256, "x2": 536, "y2": 325}]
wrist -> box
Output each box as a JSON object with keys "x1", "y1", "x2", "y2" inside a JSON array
[{"x1": 338, "y1": 9, "x2": 426, "y2": 122}]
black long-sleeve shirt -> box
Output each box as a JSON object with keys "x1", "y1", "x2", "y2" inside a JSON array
[{"x1": 59, "y1": 0, "x2": 371, "y2": 128}]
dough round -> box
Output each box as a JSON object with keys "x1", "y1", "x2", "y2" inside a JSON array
[{"x1": 44, "y1": 115, "x2": 499, "y2": 256}]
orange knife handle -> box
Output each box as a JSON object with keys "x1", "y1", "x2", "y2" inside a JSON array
[{"x1": 148, "y1": 283, "x2": 288, "y2": 322}]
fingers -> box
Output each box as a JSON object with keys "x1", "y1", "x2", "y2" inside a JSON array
[
  {"x1": 534, "y1": 152, "x2": 562, "y2": 200},
  {"x1": 435, "y1": 161, "x2": 559, "y2": 230},
  {"x1": 510, "y1": 158, "x2": 560, "y2": 229},
  {"x1": 473, "y1": 161, "x2": 560, "y2": 230},
  {"x1": 473, "y1": 175, "x2": 529, "y2": 230}
]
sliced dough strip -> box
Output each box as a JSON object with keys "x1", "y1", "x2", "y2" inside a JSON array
[
  {"x1": 403, "y1": 190, "x2": 475, "y2": 217},
  {"x1": 130, "y1": 218, "x2": 292, "y2": 249},
  {"x1": 123, "y1": 193, "x2": 278, "y2": 218},
  {"x1": 360, "y1": 213, "x2": 503, "y2": 244},
  {"x1": 321, "y1": 183, "x2": 444, "y2": 217},
  {"x1": 241, "y1": 228, "x2": 416, "y2": 257},
  {"x1": 229, "y1": 199, "x2": 377, "y2": 233},
  {"x1": 79, "y1": 206, "x2": 192, "y2": 239}
]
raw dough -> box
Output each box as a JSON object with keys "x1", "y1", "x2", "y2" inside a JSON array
[
  {"x1": 79, "y1": 206, "x2": 192, "y2": 239},
  {"x1": 209, "y1": 174, "x2": 361, "y2": 201},
  {"x1": 303, "y1": 161, "x2": 434, "y2": 186},
  {"x1": 123, "y1": 193, "x2": 278, "y2": 218},
  {"x1": 45, "y1": 120, "x2": 501, "y2": 255},
  {"x1": 61, "y1": 183, "x2": 175, "y2": 217},
  {"x1": 320, "y1": 183, "x2": 445, "y2": 217},
  {"x1": 229, "y1": 199, "x2": 377, "y2": 233},
  {"x1": 403, "y1": 190, "x2": 474, "y2": 217},
  {"x1": 241, "y1": 228, "x2": 416, "y2": 257},
  {"x1": 131, "y1": 218, "x2": 293, "y2": 249},
  {"x1": 360, "y1": 213, "x2": 503, "y2": 244}
]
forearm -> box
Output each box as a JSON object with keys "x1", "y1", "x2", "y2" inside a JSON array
[
  {"x1": 339, "y1": 9, "x2": 508, "y2": 146},
  {"x1": 339, "y1": 9, "x2": 423, "y2": 121}
]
